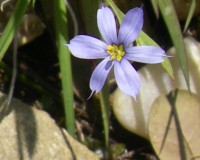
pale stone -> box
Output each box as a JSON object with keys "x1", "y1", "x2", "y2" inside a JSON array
[{"x1": 0, "y1": 93, "x2": 99, "y2": 160}]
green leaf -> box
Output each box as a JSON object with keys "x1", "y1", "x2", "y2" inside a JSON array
[
  {"x1": 79, "y1": 0, "x2": 100, "y2": 36},
  {"x1": 157, "y1": 0, "x2": 190, "y2": 90},
  {"x1": 53, "y1": 0, "x2": 75, "y2": 136},
  {"x1": 136, "y1": 32, "x2": 157, "y2": 46},
  {"x1": 105, "y1": 0, "x2": 174, "y2": 79},
  {"x1": 150, "y1": 0, "x2": 159, "y2": 18},
  {"x1": 0, "y1": 0, "x2": 31, "y2": 60},
  {"x1": 105, "y1": 0, "x2": 124, "y2": 24},
  {"x1": 136, "y1": 31, "x2": 174, "y2": 79},
  {"x1": 183, "y1": 0, "x2": 196, "y2": 32}
]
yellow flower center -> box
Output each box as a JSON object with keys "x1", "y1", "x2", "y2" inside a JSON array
[{"x1": 106, "y1": 44, "x2": 125, "y2": 61}]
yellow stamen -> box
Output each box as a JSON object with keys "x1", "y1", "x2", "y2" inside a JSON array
[{"x1": 106, "y1": 44, "x2": 125, "y2": 61}]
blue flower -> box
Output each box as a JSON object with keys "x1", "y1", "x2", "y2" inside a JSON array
[{"x1": 66, "y1": 6, "x2": 166, "y2": 100}]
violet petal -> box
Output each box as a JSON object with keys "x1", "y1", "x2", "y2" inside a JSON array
[
  {"x1": 97, "y1": 7, "x2": 118, "y2": 45},
  {"x1": 89, "y1": 57, "x2": 114, "y2": 94},
  {"x1": 125, "y1": 46, "x2": 166, "y2": 63},
  {"x1": 67, "y1": 35, "x2": 108, "y2": 59},
  {"x1": 118, "y1": 7, "x2": 143, "y2": 47},
  {"x1": 114, "y1": 59, "x2": 140, "y2": 100}
]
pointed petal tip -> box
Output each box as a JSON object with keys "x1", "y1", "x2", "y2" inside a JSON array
[
  {"x1": 87, "y1": 91, "x2": 95, "y2": 100},
  {"x1": 64, "y1": 43, "x2": 69, "y2": 47},
  {"x1": 89, "y1": 58, "x2": 113, "y2": 95},
  {"x1": 129, "y1": 90, "x2": 138, "y2": 102},
  {"x1": 132, "y1": 96, "x2": 137, "y2": 102},
  {"x1": 132, "y1": 94, "x2": 137, "y2": 101},
  {"x1": 119, "y1": 87, "x2": 138, "y2": 101}
]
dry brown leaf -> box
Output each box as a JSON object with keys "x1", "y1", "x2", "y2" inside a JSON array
[
  {"x1": 148, "y1": 89, "x2": 200, "y2": 160},
  {"x1": 112, "y1": 37, "x2": 200, "y2": 139}
]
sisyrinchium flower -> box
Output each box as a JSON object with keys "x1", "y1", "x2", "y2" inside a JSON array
[{"x1": 66, "y1": 6, "x2": 166, "y2": 100}]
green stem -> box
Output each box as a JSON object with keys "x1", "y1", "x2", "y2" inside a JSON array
[
  {"x1": 0, "y1": 0, "x2": 31, "y2": 60},
  {"x1": 99, "y1": 83, "x2": 110, "y2": 147}
]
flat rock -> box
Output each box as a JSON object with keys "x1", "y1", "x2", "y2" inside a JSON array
[{"x1": 0, "y1": 93, "x2": 99, "y2": 160}]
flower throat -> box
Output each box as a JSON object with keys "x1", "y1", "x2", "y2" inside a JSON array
[{"x1": 106, "y1": 44, "x2": 125, "y2": 61}]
